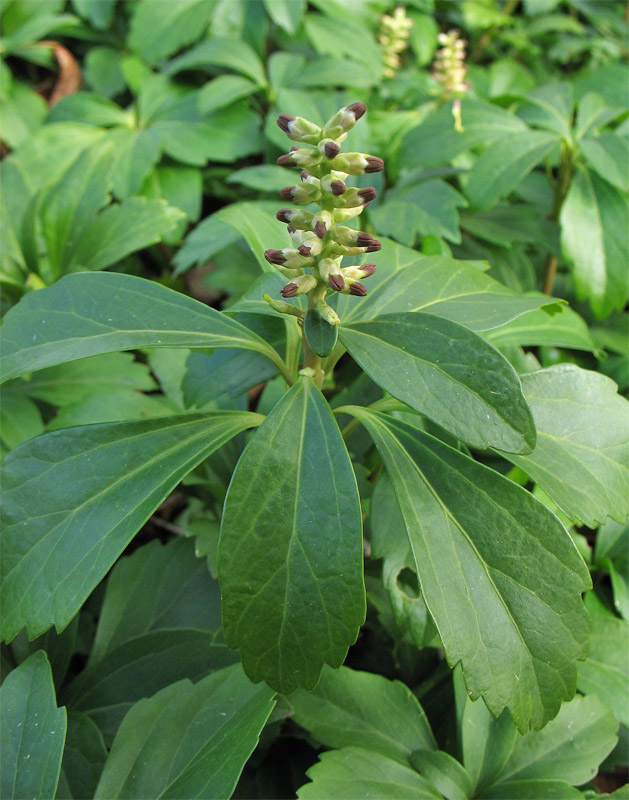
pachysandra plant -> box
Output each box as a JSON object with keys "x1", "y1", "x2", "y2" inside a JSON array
[
  {"x1": 432, "y1": 29, "x2": 469, "y2": 132},
  {"x1": 1, "y1": 100, "x2": 614, "y2": 744},
  {"x1": 378, "y1": 6, "x2": 414, "y2": 80}
]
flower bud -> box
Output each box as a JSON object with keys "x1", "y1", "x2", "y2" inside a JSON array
[
  {"x1": 329, "y1": 153, "x2": 384, "y2": 176},
  {"x1": 342, "y1": 263, "x2": 376, "y2": 280},
  {"x1": 332, "y1": 226, "x2": 375, "y2": 247},
  {"x1": 276, "y1": 208, "x2": 314, "y2": 230},
  {"x1": 277, "y1": 114, "x2": 322, "y2": 144},
  {"x1": 312, "y1": 210, "x2": 334, "y2": 239},
  {"x1": 318, "y1": 257, "x2": 345, "y2": 291},
  {"x1": 320, "y1": 174, "x2": 346, "y2": 196},
  {"x1": 277, "y1": 148, "x2": 323, "y2": 168},
  {"x1": 317, "y1": 138, "x2": 340, "y2": 159},
  {"x1": 281, "y1": 274, "x2": 317, "y2": 297},
  {"x1": 343, "y1": 279, "x2": 368, "y2": 296},
  {"x1": 263, "y1": 294, "x2": 306, "y2": 318},
  {"x1": 298, "y1": 238, "x2": 324, "y2": 257},
  {"x1": 332, "y1": 186, "x2": 377, "y2": 208},
  {"x1": 333, "y1": 206, "x2": 363, "y2": 222},
  {"x1": 323, "y1": 102, "x2": 367, "y2": 139},
  {"x1": 280, "y1": 183, "x2": 322, "y2": 205},
  {"x1": 265, "y1": 248, "x2": 314, "y2": 271}
]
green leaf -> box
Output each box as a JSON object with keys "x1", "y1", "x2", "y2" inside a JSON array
[
  {"x1": 108, "y1": 128, "x2": 162, "y2": 200},
  {"x1": 65, "y1": 631, "x2": 237, "y2": 742},
  {"x1": 465, "y1": 131, "x2": 557, "y2": 211},
  {"x1": 0, "y1": 390, "x2": 44, "y2": 451},
  {"x1": 373, "y1": 180, "x2": 468, "y2": 245},
  {"x1": 485, "y1": 305, "x2": 595, "y2": 351},
  {"x1": 12, "y1": 352, "x2": 156, "y2": 407},
  {"x1": 0, "y1": 80, "x2": 47, "y2": 148},
  {"x1": 58, "y1": 712, "x2": 107, "y2": 800},
  {"x1": 71, "y1": 0, "x2": 115, "y2": 29},
  {"x1": 580, "y1": 133, "x2": 629, "y2": 193},
  {"x1": 89, "y1": 538, "x2": 223, "y2": 665},
  {"x1": 128, "y1": 0, "x2": 214, "y2": 66},
  {"x1": 215, "y1": 201, "x2": 288, "y2": 272},
  {"x1": 493, "y1": 693, "x2": 618, "y2": 786},
  {"x1": 578, "y1": 593, "x2": 629, "y2": 727},
  {"x1": 480, "y1": 780, "x2": 583, "y2": 799},
  {"x1": 340, "y1": 410, "x2": 591, "y2": 732},
  {"x1": 172, "y1": 214, "x2": 240, "y2": 276},
  {"x1": 339, "y1": 312, "x2": 536, "y2": 454},
  {"x1": 218, "y1": 377, "x2": 365, "y2": 693},
  {"x1": 227, "y1": 164, "x2": 297, "y2": 193},
  {"x1": 94, "y1": 664, "x2": 276, "y2": 800},
  {"x1": 198, "y1": 74, "x2": 259, "y2": 115},
  {"x1": 47, "y1": 93, "x2": 131, "y2": 127},
  {"x1": 298, "y1": 747, "x2": 441, "y2": 799},
  {"x1": 0, "y1": 272, "x2": 287, "y2": 383},
  {"x1": 0, "y1": 651, "x2": 66, "y2": 800},
  {"x1": 410, "y1": 749, "x2": 473, "y2": 800},
  {"x1": 560, "y1": 165, "x2": 629, "y2": 318},
  {"x1": 503, "y1": 365, "x2": 629, "y2": 528},
  {"x1": 47, "y1": 390, "x2": 176, "y2": 431},
  {"x1": 264, "y1": 0, "x2": 305, "y2": 33},
  {"x1": 370, "y1": 473, "x2": 437, "y2": 649},
  {"x1": 459, "y1": 681, "x2": 517, "y2": 794},
  {"x1": 165, "y1": 37, "x2": 267, "y2": 86},
  {"x1": 71, "y1": 197, "x2": 184, "y2": 271},
  {"x1": 289, "y1": 666, "x2": 436, "y2": 764},
  {"x1": 304, "y1": 309, "x2": 338, "y2": 358},
  {"x1": 346, "y1": 254, "x2": 558, "y2": 332},
  {"x1": 400, "y1": 99, "x2": 527, "y2": 170},
  {"x1": 517, "y1": 82, "x2": 574, "y2": 140},
  {"x1": 0, "y1": 410, "x2": 262, "y2": 641}
]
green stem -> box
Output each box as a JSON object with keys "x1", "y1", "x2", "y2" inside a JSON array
[
  {"x1": 303, "y1": 287, "x2": 327, "y2": 389},
  {"x1": 542, "y1": 142, "x2": 574, "y2": 295}
]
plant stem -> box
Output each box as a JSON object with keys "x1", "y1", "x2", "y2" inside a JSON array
[
  {"x1": 542, "y1": 142, "x2": 574, "y2": 295},
  {"x1": 303, "y1": 288, "x2": 326, "y2": 389}
]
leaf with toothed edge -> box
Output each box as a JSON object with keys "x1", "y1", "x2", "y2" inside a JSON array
[
  {"x1": 218, "y1": 377, "x2": 365, "y2": 694},
  {"x1": 339, "y1": 408, "x2": 591, "y2": 733}
]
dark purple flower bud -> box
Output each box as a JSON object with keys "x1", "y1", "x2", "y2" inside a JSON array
[
  {"x1": 329, "y1": 275, "x2": 345, "y2": 292},
  {"x1": 280, "y1": 186, "x2": 295, "y2": 201},
  {"x1": 314, "y1": 220, "x2": 327, "y2": 239},
  {"x1": 277, "y1": 208, "x2": 293, "y2": 223},
  {"x1": 300, "y1": 170, "x2": 309, "y2": 181},
  {"x1": 287, "y1": 225, "x2": 297, "y2": 235},
  {"x1": 277, "y1": 153, "x2": 293, "y2": 166},
  {"x1": 277, "y1": 114, "x2": 295, "y2": 134},
  {"x1": 366, "y1": 240, "x2": 382, "y2": 252},
  {"x1": 298, "y1": 244, "x2": 312, "y2": 256},
  {"x1": 347, "y1": 102, "x2": 367, "y2": 120},
  {"x1": 361, "y1": 264, "x2": 376, "y2": 277},
  {"x1": 355, "y1": 231, "x2": 374, "y2": 246},
  {"x1": 358, "y1": 187, "x2": 377, "y2": 205},
  {"x1": 349, "y1": 281, "x2": 368, "y2": 296},
  {"x1": 265, "y1": 249, "x2": 286, "y2": 265},
  {"x1": 281, "y1": 283, "x2": 298, "y2": 298},
  {"x1": 324, "y1": 141, "x2": 340, "y2": 158},
  {"x1": 365, "y1": 156, "x2": 384, "y2": 173},
  {"x1": 330, "y1": 180, "x2": 346, "y2": 196}
]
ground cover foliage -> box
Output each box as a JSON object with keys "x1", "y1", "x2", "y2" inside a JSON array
[{"x1": 0, "y1": 0, "x2": 628, "y2": 798}]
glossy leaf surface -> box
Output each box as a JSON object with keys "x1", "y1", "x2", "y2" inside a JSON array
[
  {"x1": 94, "y1": 664, "x2": 275, "y2": 799},
  {"x1": 304, "y1": 308, "x2": 338, "y2": 357},
  {"x1": 289, "y1": 666, "x2": 436, "y2": 764},
  {"x1": 505, "y1": 365, "x2": 629, "y2": 527},
  {"x1": 339, "y1": 312, "x2": 536, "y2": 453},
  {"x1": 298, "y1": 747, "x2": 441, "y2": 799},
  {"x1": 343, "y1": 409, "x2": 591, "y2": 732},
  {"x1": 218, "y1": 377, "x2": 365, "y2": 693},
  {"x1": 1, "y1": 410, "x2": 262, "y2": 641},
  {"x1": 0, "y1": 272, "x2": 285, "y2": 384},
  {"x1": 0, "y1": 651, "x2": 66, "y2": 800}
]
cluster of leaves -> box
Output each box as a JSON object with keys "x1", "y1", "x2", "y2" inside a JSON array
[{"x1": 1, "y1": 0, "x2": 627, "y2": 798}]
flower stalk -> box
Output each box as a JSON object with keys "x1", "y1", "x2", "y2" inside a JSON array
[
  {"x1": 432, "y1": 29, "x2": 469, "y2": 132},
  {"x1": 265, "y1": 102, "x2": 384, "y2": 387}
]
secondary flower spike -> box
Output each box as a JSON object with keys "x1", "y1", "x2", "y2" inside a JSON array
[{"x1": 264, "y1": 103, "x2": 384, "y2": 325}]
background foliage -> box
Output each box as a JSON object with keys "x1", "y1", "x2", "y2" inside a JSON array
[{"x1": 0, "y1": 0, "x2": 627, "y2": 798}]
